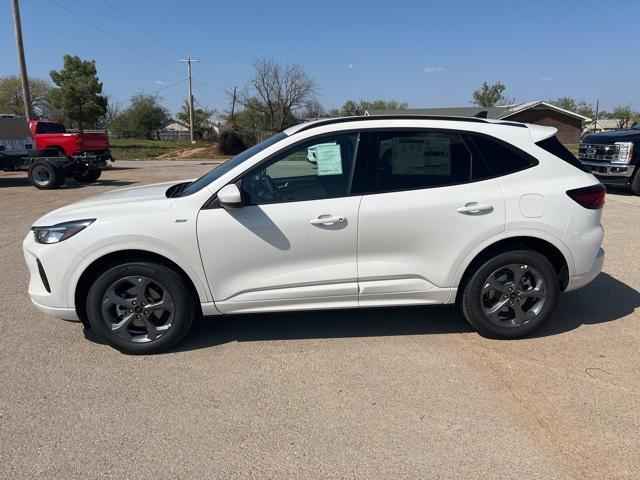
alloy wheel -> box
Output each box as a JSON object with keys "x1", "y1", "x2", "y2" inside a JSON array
[
  {"x1": 101, "y1": 275, "x2": 175, "y2": 343},
  {"x1": 480, "y1": 264, "x2": 546, "y2": 327}
]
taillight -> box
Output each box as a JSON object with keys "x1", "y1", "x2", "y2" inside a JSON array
[{"x1": 566, "y1": 184, "x2": 606, "y2": 209}]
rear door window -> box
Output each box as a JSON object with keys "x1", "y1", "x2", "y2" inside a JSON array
[{"x1": 367, "y1": 130, "x2": 473, "y2": 192}]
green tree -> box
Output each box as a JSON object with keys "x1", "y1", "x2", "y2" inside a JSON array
[
  {"x1": 109, "y1": 92, "x2": 169, "y2": 138},
  {"x1": 177, "y1": 101, "x2": 214, "y2": 133},
  {"x1": 471, "y1": 81, "x2": 510, "y2": 107},
  {"x1": 0, "y1": 75, "x2": 55, "y2": 118},
  {"x1": 608, "y1": 105, "x2": 639, "y2": 129},
  {"x1": 49, "y1": 55, "x2": 107, "y2": 131},
  {"x1": 549, "y1": 97, "x2": 594, "y2": 118},
  {"x1": 338, "y1": 99, "x2": 408, "y2": 116}
]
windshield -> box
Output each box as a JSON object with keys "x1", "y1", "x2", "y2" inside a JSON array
[
  {"x1": 178, "y1": 132, "x2": 287, "y2": 196},
  {"x1": 633, "y1": 123, "x2": 640, "y2": 130}
]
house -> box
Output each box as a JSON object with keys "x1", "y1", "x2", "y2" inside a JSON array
[
  {"x1": 584, "y1": 118, "x2": 622, "y2": 134},
  {"x1": 366, "y1": 101, "x2": 591, "y2": 145}
]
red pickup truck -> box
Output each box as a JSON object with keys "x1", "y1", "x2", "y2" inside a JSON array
[{"x1": 28, "y1": 120, "x2": 112, "y2": 160}]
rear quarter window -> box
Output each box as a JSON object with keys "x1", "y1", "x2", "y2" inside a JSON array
[
  {"x1": 468, "y1": 134, "x2": 538, "y2": 176},
  {"x1": 535, "y1": 136, "x2": 585, "y2": 171}
]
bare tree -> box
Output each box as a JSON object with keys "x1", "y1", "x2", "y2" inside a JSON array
[{"x1": 238, "y1": 59, "x2": 318, "y2": 131}]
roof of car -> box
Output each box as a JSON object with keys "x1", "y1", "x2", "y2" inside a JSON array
[{"x1": 284, "y1": 115, "x2": 527, "y2": 136}]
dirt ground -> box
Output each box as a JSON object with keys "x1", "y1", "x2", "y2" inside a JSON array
[{"x1": 1, "y1": 161, "x2": 639, "y2": 479}]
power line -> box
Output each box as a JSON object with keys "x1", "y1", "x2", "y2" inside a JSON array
[
  {"x1": 47, "y1": 0, "x2": 181, "y2": 75},
  {"x1": 149, "y1": 78, "x2": 187, "y2": 95},
  {"x1": 101, "y1": 0, "x2": 184, "y2": 58},
  {"x1": 101, "y1": 0, "x2": 230, "y2": 92}
]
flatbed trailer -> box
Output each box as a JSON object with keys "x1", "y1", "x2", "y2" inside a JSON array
[{"x1": 1, "y1": 150, "x2": 110, "y2": 189}]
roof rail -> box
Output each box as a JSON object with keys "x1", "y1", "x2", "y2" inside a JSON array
[{"x1": 293, "y1": 114, "x2": 526, "y2": 134}]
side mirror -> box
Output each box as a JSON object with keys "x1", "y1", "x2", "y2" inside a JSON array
[{"x1": 217, "y1": 183, "x2": 243, "y2": 208}]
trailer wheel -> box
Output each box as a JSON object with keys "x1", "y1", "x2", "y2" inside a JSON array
[
  {"x1": 28, "y1": 162, "x2": 61, "y2": 190},
  {"x1": 73, "y1": 168, "x2": 102, "y2": 183}
]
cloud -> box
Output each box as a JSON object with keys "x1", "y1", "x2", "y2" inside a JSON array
[
  {"x1": 347, "y1": 64, "x2": 354, "y2": 69},
  {"x1": 155, "y1": 80, "x2": 167, "y2": 85},
  {"x1": 539, "y1": 76, "x2": 552, "y2": 83},
  {"x1": 423, "y1": 66, "x2": 445, "y2": 73}
]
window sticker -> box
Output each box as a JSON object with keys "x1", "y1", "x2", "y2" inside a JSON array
[
  {"x1": 313, "y1": 143, "x2": 343, "y2": 176},
  {"x1": 389, "y1": 137, "x2": 451, "y2": 176},
  {"x1": 307, "y1": 142, "x2": 337, "y2": 164}
]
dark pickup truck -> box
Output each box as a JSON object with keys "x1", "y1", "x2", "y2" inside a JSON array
[{"x1": 579, "y1": 124, "x2": 640, "y2": 194}]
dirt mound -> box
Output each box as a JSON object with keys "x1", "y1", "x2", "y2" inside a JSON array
[{"x1": 157, "y1": 143, "x2": 225, "y2": 160}]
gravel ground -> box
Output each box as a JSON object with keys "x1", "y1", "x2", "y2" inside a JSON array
[{"x1": 1, "y1": 161, "x2": 639, "y2": 479}]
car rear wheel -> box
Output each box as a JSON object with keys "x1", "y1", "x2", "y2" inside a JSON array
[
  {"x1": 73, "y1": 168, "x2": 102, "y2": 183},
  {"x1": 462, "y1": 250, "x2": 559, "y2": 338},
  {"x1": 86, "y1": 261, "x2": 196, "y2": 354},
  {"x1": 28, "y1": 162, "x2": 61, "y2": 189}
]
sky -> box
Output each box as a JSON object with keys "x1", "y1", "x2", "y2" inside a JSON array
[{"x1": 2, "y1": 0, "x2": 639, "y2": 116}]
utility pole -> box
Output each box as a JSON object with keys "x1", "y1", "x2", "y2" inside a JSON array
[
  {"x1": 230, "y1": 86, "x2": 237, "y2": 122},
  {"x1": 179, "y1": 57, "x2": 199, "y2": 143},
  {"x1": 11, "y1": 0, "x2": 33, "y2": 119},
  {"x1": 593, "y1": 100, "x2": 600, "y2": 133}
]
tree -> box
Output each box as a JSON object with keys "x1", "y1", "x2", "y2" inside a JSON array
[
  {"x1": 302, "y1": 100, "x2": 325, "y2": 119},
  {"x1": 549, "y1": 97, "x2": 594, "y2": 118},
  {"x1": 608, "y1": 105, "x2": 638, "y2": 129},
  {"x1": 0, "y1": 75, "x2": 55, "y2": 118},
  {"x1": 177, "y1": 101, "x2": 214, "y2": 133},
  {"x1": 49, "y1": 55, "x2": 108, "y2": 131},
  {"x1": 237, "y1": 58, "x2": 318, "y2": 131},
  {"x1": 338, "y1": 99, "x2": 408, "y2": 116},
  {"x1": 109, "y1": 92, "x2": 169, "y2": 138},
  {"x1": 471, "y1": 81, "x2": 511, "y2": 107}
]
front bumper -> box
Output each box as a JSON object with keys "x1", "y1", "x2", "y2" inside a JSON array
[
  {"x1": 565, "y1": 247, "x2": 605, "y2": 292},
  {"x1": 23, "y1": 232, "x2": 79, "y2": 320},
  {"x1": 579, "y1": 160, "x2": 635, "y2": 184}
]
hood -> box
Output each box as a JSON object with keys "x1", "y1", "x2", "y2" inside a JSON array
[
  {"x1": 33, "y1": 179, "x2": 193, "y2": 226},
  {"x1": 583, "y1": 128, "x2": 640, "y2": 144}
]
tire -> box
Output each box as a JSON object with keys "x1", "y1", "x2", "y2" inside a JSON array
[
  {"x1": 72, "y1": 168, "x2": 101, "y2": 183},
  {"x1": 28, "y1": 162, "x2": 60, "y2": 190},
  {"x1": 86, "y1": 261, "x2": 196, "y2": 354},
  {"x1": 630, "y1": 168, "x2": 640, "y2": 195},
  {"x1": 54, "y1": 168, "x2": 66, "y2": 187},
  {"x1": 461, "y1": 250, "x2": 559, "y2": 339}
]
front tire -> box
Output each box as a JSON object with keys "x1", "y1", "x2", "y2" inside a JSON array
[
  {"x1": 86, "y1": 261, "x2": 196, "y2": 354},
  {"x1": 630, "y1": 168, "x2": 640, "y2": 195},
  {"x1": 462, "y1": 250, "x2": 559, "y2": 339}
]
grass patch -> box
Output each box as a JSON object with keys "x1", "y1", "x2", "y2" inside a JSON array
[
  {"x1": 110, "y1": 138, "x2": 214, "y2": 160},
  {"x1": 565, "y1": 144, "x2": 579, "y2": 155}
]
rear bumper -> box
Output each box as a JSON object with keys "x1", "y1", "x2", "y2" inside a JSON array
[{"x1": 566, "y1": 247, "x2": 604, "y2": 292}]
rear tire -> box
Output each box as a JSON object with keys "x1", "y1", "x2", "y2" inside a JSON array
[
  {"x1": 462, "y1": 250, "x2": 559, "y2": 339},
  {"x1": 28, "y1": 162, "x2": 60, "y2": 189},
  {"x1": 73, "y1": 168, "x2": 101, "y2": 183},
  {"x1": 86, "y1": 261, "x2": 196, "y2": 354}
]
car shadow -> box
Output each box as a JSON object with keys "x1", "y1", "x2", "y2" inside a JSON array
[
  {"x1": 0, "y1": 177, "x2": 135, "y2": 189},
  {"x1": 173, "y1": 273, "x2": 639, "y2": 352}
]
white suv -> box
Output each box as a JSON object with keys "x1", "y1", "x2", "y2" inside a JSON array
[{"x1": 23, "y1": 116, "x2": 605, "y2": 354}]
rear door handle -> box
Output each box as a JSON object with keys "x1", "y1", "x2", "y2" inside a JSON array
[
  {"x1": 457, "y1": 202, "x2": 494, "y2": 214},
  {"x1": 310, "y1": 215, "x2": 346, "y2": 225}
]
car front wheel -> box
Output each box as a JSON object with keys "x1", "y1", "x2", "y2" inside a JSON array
[
  {"x1": 461, "y1": 250, "x2": 559, "y2": 339},
  {"x1": 86, "y1": 261, "x2": 196, "y2": 354}
]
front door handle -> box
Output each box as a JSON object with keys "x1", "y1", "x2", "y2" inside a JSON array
[
  {"x1": 457, "y1": 202, "x2": 494, "y2": 214},
  {"x1": 310, "y1": 215, "x2": 346, "y2": 225}
]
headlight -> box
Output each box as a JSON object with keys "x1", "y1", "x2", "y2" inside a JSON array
[
  {"x1": 613, "y1": 142, "x2": 634, "y2": 164},
  {"x1": 31, "y1": 219, "x2": 95, "y2": 244}
]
